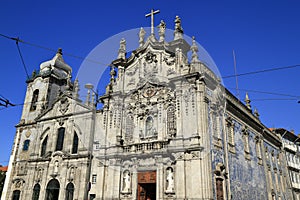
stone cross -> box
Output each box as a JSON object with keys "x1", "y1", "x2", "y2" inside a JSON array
[{"x1": 145, "y1": 9, "x2": 160, "y2": 35}]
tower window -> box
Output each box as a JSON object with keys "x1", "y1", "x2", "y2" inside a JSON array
[
  {"x1": 23, "y1": 139, "x2": 30, "y2": 151},
  {"x1": 12, "y1": 190, "x2": 21, "y2": 200},
  {"x1": 72, "y1": 132, "x2": 78, "y2": 154},
  {"x1": 41, "y1": 136, "x2": 48, "y2": 157},
  {"x1": 56, "y1": 127, "x2": 65, "y2": 151},
  {"x1": 30, "y1": 89, "x2": 39, "y2": 111}
]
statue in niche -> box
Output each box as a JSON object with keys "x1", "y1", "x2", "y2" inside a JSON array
[
  {"x1": 54, "y1": 160, "x2": 59, "y2": 174},
  {"x1": 69, "y1": 167, "x2": 75, "y2": 180},
  {"x1": 122, "y1": 170, "x2": 131, "y2": 193},
  {"x1": 37, "y1": 168, "x2": 43, "y2": 181},
  {"x1": 166, "y1": 167, "x2": 174, "y2": 193}
]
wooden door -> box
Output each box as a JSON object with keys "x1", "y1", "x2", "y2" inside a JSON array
[{"x1": 137, "y1": 171, "x2": 156, "y2": 200}]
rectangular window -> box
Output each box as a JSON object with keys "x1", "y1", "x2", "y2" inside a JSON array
[
  {"x1": 23, "y1": 140, "x2": 30, "y2": 151},
  {"x1": 90, "y1": 194, "x2": 96, "y2": 200},
  {"x1": 56, "y1": 128, "x2": 65, "y2": 151},
  {"x1": 92, "y1": 174, "x2": 97, "y2": 184},
  {"x1": 72, "y1": 132, "x2": 78, "y2": 154}
]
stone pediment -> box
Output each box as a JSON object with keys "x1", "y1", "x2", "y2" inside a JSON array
[{"x1": 35, "y1": 93, "x2": 92, "y2": 122}]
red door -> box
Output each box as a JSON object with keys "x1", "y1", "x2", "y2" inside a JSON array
[{"x1": 137, "y1": 171, "x2": 156, "y2": 200}]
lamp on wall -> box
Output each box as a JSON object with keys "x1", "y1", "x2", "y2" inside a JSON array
[{"x1": 85, "y1": 83, "x2": 100, "y2": 108}]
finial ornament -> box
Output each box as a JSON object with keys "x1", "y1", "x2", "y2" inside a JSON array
[
  {"x1": 86, "y1": 88, "x2": 91, "y2": 106},
  {"x1": 245, "y1": 92, "x2": 252, "y2": 110},
  {"x1": 254, "y1": 108, "x2": 260, "y2": 119},
  {"x1": 158, "y1": 20, "x2": 166, "y2": 42},
  {"x1": 174, "y1": 15, "x2": 183, "y2": 40},
  {"x1": 57, "y1": 48, "x2": 63, "y2": 55},
  {"x1": 139, "y1": 27, "x2": 146, "y2": 47},
  {"x1": 145, "y1": 9, "x2": 160, "y2": 36},
  {"x1": 118, "y1": 38, "x2": 126, "y2": 59},
  {"x1": 191, "y1": 36, "x2": 199, "y2": 63},
  {"x1": 73, "y1": 79, "x2": 79, "y2": 99}
]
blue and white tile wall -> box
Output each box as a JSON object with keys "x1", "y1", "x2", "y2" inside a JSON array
[{"x1": 228, "y1": 121, "x2": 267, "y2": 200}]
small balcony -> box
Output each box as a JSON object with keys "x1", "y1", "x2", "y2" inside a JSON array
[
  {"x1": 284, "y1": 143, "x2": 298, "y2": 152},
  {"x1": 292, "y1": 182, "x2": 300, "y2": 190},
  {"x1": 123, "y1": 140, "x2": 169, "y2": 153},
  {"x1": 287, "y1": 161, "x2": 300, "y2": 170}
]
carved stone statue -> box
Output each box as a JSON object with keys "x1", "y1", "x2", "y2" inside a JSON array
[
  {"x1": 118, "y1": 38, "x2": 126, "y2": 59},
  {"x1": 122, "y1": 170, "x2": 131, "y2": 193},
  {"x1": 174, "y1": 16, "x2": 183, "y2": 40},
  {"x1": 139, "y1": 27, "x2": 146, "y2": 47},
  {"x1": 158, "y1": 20, "x2": 166, "y2": 42},
  {"x1": 166, "y1": 168, "x2": 174, "y2": 193},
  {"x1": 54, "y1": 160, "x2": 59, "y2": 174},
  {"x1": 69, "y1": 167, "x2": 75, "y2": 180},
  {"x1": 37, "y1": 168, "x2": 43, "y2": 181},
  {"x1": 174, "y1": 16, "x2": 183, "y2": 33}
]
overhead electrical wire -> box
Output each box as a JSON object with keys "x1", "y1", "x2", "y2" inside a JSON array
[
  {"x1": 1, "y1": 32, "x2": 300, "y2": 78},
  {"x1": 0, "y1": 33, "x2": 106, "y2": 66},
  {"x1": 222, "y1": 65, "x2": 300, "y2": 79},
  {"x1": 1, "y1": 32, "x2": 299, "y2": 105}
]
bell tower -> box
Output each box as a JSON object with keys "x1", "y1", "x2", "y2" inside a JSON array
[{"x1": 20, "y1": 48, "x2": 72, "y2": 123}]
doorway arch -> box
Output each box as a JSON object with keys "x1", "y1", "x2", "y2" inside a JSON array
[{"x1": 45, "y1": 179, "x2": 60, "y2": 200}]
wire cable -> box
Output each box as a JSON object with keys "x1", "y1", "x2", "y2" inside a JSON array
[
  {"x1": 1, "y1": 32, "x2": 300, "y2": 79},
  {"x1": 227, "y1": 87, "x2": 300, "y2": 98},
  {"x1": 222, "y1": 65, "x2": 300, "y2": 79},
  {"x1": 14, "y1": 38, "x2": 30, "y2": 79},
  {"x1": 0, "y1": 33, "x2": 107, "y2": 66}
]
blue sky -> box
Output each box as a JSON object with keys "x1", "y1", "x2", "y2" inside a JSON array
[{"x1": 0, "y1": 1, "x2": 299, "y2": 165}]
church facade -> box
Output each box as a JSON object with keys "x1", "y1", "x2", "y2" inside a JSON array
[{"x1": 2, "y1": 14, "x2": 293, "y2": 200}]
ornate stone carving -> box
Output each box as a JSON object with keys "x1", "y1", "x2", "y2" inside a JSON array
[
  {"x1": 122, "y1": 170, "x2": 131, "y2": 193},
  {"x1": 158, "y1": 20, "x2": 166, "y2": 42},
  {"x1": 145, "y1": 52, "x2": 157, "y2": 64},
  {"x1": 59, "y1": 97, "x2": 69, "y2": 114},
  {"x1": 126, "y1": 66, "x2": 138, "y2": 76},
  {"x1": 139, "y1": 27, "x2": 146, "y2": 47},
  {"x1": 163, "y1": 56, "x2": 175, "y2": 66},
  {"x1": 143, "y1": 87, "x2": 156, "y2": 98},
  {"x1": 166, "y1": 167, "x2": 175, "y2": 193}
]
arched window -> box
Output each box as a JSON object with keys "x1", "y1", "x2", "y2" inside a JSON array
[
  {"x1": 145, "y1": 116, "x2": 154, "y2": 137},
  {"x1": 56, "y1": 128, "x2": 65, "y2": 151},
  {"x1": 65, "y1": 182, "x2": 74, "y2": 200},
  {"x1": 167, "y1": 106, "x2": 176, "y2": 136},
  {"x1": 30, "y1": 89, "x2": 39, "y2": 111},
  {"x1": 12, "y1": 190, "x2": 20, "y2": 200},
  {"x1": 23, "y1": 139, "x2": 30, "y2": 151},
  {"x1": 41, "y1": 136, "x2": 48, "y2": 157},
  {"x1": 45, "y1": 179, "x2": 60, "y2": 200},
  {"x1": 72, "y1": 132, "x2": 78, "y2": 154},
  {"x1": 32, "y1": 183, "x2": 40, "y2": 200}
]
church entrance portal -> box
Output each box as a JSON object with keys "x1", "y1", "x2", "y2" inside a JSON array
[{"x1": 137, "y1": 171, "x2": 156, "y2": 200}]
